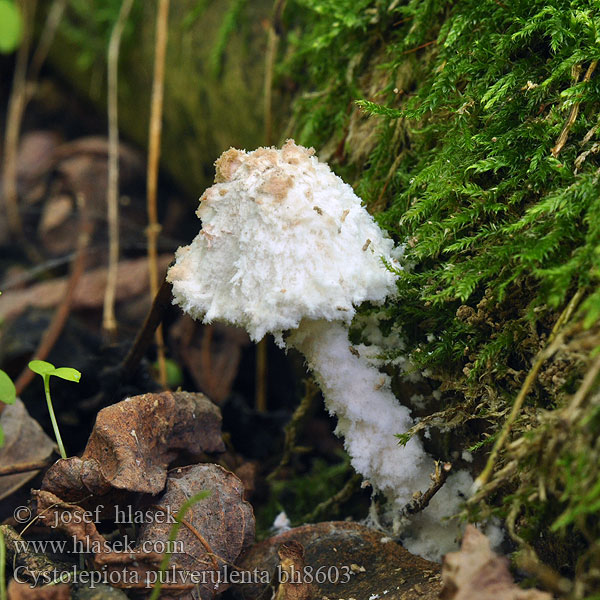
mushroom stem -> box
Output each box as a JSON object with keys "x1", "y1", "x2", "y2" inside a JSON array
[{"x1": 286, "y1": 319, "x2": 432, "y2": 507}]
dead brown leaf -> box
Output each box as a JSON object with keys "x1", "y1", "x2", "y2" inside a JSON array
[
  {"x1": 136, "y1": 463, "x2": 255, "y2": 599},
  {"x1": 0, "y1": 399, "x2": 55, "y2": 501},
  {"x1": 440, "y1": 525, "x2": 552, "y2": 600},
  {"x1": 170, "y1": 318, "x2": 250, "y2": 404},
  {"x1": 42, "y1": 391, "x2": 225, "y2": 500},
  {"x1": 0, "y1": 255, "x2": 173, "y2": 323},
  {"x1": 32, "y1": 489, "x2": 172, "y2": 593},
  {"x1": 33, "y1": 463, "x2": 254, "y2": 599}
]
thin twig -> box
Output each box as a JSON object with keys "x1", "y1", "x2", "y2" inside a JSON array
[
  {"x1": 475, "y1": 289, "x2": 584, "y2": 489},
  {"x1": 402, "y1": 39, "x2": 436, "y2": 55},
  {"x1": 404, "y1": 461, "x2": 452, "y2": 515},
  {"x1": 120, "y1": 277, "x2": 174, "y2": 381},
  {"x1": 0, "y1": 459, "x2": 53, "y2": 477},
  {"x1": 103, "y1": 0, "x2": 135, "y2": 339},
  {"x1": 566, "y1": 353, "x2": 600, "y2": 416},
  {"x1": 263, "y1": 0, "x2": 286, "y2": 146},
  {"x1": 146, "y1": 0, "x2": 170, "y2": 388},
  {"x1": 552, "y1": 61, "x2": 597, "y2": 158},
  {"x1": 2, "y1": 0, "x2": 38, "y2": 245},
  {"x1": 267, "y1": 380, "x2": 319, "y2": 482},
  {"x1": 29, "y1": 0, "x2": 68, "y2": 79},
  {"x1": 14, "y1": 196, "x2": 92, "y2": 396},
  {"x1": 256, "y1": 0, "x2": 287, "y2": 412},
  {"x1": 301, "y1": 473, "x2": 362, "y2": 523},
  {"x1": 255, "y1": 339, "x2": 268, "y2": 412}
]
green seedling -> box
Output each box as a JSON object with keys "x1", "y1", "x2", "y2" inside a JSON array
[
  {"x1": 0, "y1": 369, "x2": 17, "y2": 448},
  {"x1": 0, "y1": 527, "x2": 6, "y2": 600},
  {"x1": 28, "y1": 360, "x2": 81, "y2": 460}
]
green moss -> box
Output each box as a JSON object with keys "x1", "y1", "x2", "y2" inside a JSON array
[{"x1": 282, "y1": 0, "x2": 600, "y2": 593}]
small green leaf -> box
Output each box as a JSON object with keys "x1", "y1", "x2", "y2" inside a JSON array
[
  {"x1": 0, "y1": 0, "x2": 23, "y2": 54},
  {"x1": 52, "y1": 367, "x2": 81, "y2": 383},
  {"x1": 0, "y1": 370, "x2": 16, "y2": 405},
  {"x1": 0, "y1": 424, "x2": 4, "y2": 448},
  {"x1": 28, "y1": 360, "x2": 56, "y2": 377}
]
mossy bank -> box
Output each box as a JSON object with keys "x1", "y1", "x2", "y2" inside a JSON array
[{"x1": 281, "y1": 0, "x2": 600, "y2": 595}]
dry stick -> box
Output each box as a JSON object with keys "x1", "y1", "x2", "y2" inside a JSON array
[
  {"x1": 103, "y1": 0, "x2": 135, "y2": 339},
  {"x1": 120, "y1": 277, "x2": 174, "y2": 380},
  {"x1": 2, "y1": 0, "x2": 38, "y2": 245},
  {"x1": 402, "y1": 39, "x2": 436, "y2": 55},
  {"x1": 255, "y1": 0, "x2": 287, "y2": 412},
  {"x1": 404, "y1": 461, "x2": 452, "y2": 515},
  {"x1": 267, "y1": 379, "x2": 319, "y2": 482},
  {"x1": 14, "y1": 197, "x2": 93, "y2": 397},
  {"x1": 552, "y1": 61, "x2": 597, "y2": 158},
  {"x1": 301, "y1": 473, "x2": 362, "y2": 523},
  {"x1": 475, "y1": 288, "x2": 584, "y2": 489},
  {"x1": 566, "y1": 353, "x2": 600, "y2": 417},
  {"x1": 146, "y1": 0, "x2": 170, "y2": 389},
  {"x1": 0, "y1": 459, "x2": 52, "y2": 477},
  {"x1": 263, "y1": 0, "x2": 286, "y2": 147},
  {"x1": 2, "y1": 0, "x2": 68, "y2": 263},
  {"x1": 28, "y1": 0, "x2": 68, "y2": 80}
]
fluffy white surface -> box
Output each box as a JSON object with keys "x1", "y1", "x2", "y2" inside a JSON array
[
  {"x1": 168, "y1": 140, "x2": 398, "y2": 344},
  {"x1": 287, "y1": 320, "x2": 432, "y2": 505},
  {"x1": 272, "y1": 511, "x2": 291, "y2": 534}
]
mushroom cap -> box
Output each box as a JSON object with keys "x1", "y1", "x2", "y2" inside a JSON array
[{"x1": 167, "y1": 140, "x2": 400, "y2": 343}]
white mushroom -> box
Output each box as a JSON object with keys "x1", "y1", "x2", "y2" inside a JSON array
[{"x1": 168, "y1": 140, "x2": 470, "y2": 556}]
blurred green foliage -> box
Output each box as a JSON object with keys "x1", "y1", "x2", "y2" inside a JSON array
[{"x1": 0, "y1": 0, "x2": 22, "y2": 53}]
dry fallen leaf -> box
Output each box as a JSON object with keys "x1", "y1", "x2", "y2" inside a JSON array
[
  {"x1": 33, "y1": 463, "x2": 254, "y2": 600},
  {"x1": 42, "y1": 391, "x2": 225, "y2": 500},
  {"x1": 32, "y1": 489, "x2": 173, "y2": 593},
  {"x1": 170, "y1": 318, "x2": 250, "y2": 405},
  {"x1": 0, "y1": 398, "x2": 55, "y2": 501},
  {"x1": 0, "y1": 255, "x2": 173, "y2": 323},
  {"x1": 440, "y1": 525, "x2": 552, "y2": 600},
  {"x1": 136, "y1": 463, "x2": 255, "y2": 600}
]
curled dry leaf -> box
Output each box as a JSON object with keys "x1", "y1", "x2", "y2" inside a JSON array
[
  {"x1": 0, "y1": 255, "x2": 173, "y2": 323},
  {"x1": 136, "y1": 463, "x2": 255, "y2": 600},
  {"x1": 236, "y1": 521, "x2": 442, "y2": 600},
  {"x1": 42, "y1": 391, "x2": 225, "y2": 500},
  {"x1": 32, "y1": 489, "x2": 170, "y2": 593},
  {"x1": 32, "y1": 464, "x2": 254, "y2": 600},
  {"x1": 440, "y1": 525, "x2": 552, "y2": 600},
  {"x1": 170, "y1": 318, "x2": 250, "y2": 405},
  {"x1": 0, "y1": 398, "x2": 55, "y2": 501},
  {"x1": 41, "y1": 136, "x2": 145, "y2": 257}
]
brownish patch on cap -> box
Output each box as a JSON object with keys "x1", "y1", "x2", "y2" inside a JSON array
[
  {"x1": 243, "y1": 147, "x2": 280, "y2": 173},
  {"x1": 259, "y1": 173, "x2": 294, "y2": 203},
  {"x1": 281, "y1": 139, "x2": 315, "y2": 165},
  {"x1": 215, "y1": 148, "x2": 245, "y2": 183},
  {"x1": 199, "y1": 188, "x2": 218, "y2": 205}
]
